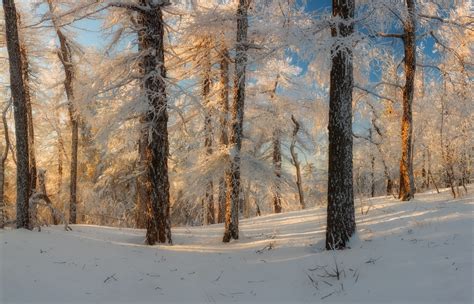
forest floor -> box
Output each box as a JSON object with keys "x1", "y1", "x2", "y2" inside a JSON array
[{"x1": 1, "y1": 186, "x2": 473, "y2": 304}]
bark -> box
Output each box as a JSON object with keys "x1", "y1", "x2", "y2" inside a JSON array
[
  {"x1": 202, "y1": 38, "x2": 215, "y2": 225},
  {"x1": 398, "y1": 0, "x2": 416, "y2": 201},
  {"x1": 47, "y1": 0, "x2": 79, "y2": 223},
  {"x1": 135, "y1": 135, "x2": 149, "y2": 229},
  {"x1": 136, "y1": 0, "x2": 172, "y2": 245},
  {"x1": 290, "y1": 115, "x2": 305, "y2": 209},
  {"x1": 0, "y1": 100, "x2": 12, "y2": 228},
  {"x1": 57, "y1": 138, "x2": 63, "y2": 212},
  {"x1": 135, "y1": 18, "x2": 148, "y2": 229},
  {"x1": 217, "y1": 46, "x2": 230, "y2": 224},
  {"x1": 19, "y1": 44, "x2": 37, "y2": 195},
  {"x1": 272, "y1": 132, "x2": 282, "y2": 213},
  {"x1": 3, "y1": 0, "x2": 31, "y2": 229},
  {"x1": 270, "y1": 77, "x2": 282, "y2": 214},
  {"x1": 326, "y1": 0, "x2": 356, "y2": 250},
  {"x1": 369, "y1": 128, "x2": 375, "y2": 197},
  {"x1": 223, "y1": 0, "x2": 250, "y2": 243}
]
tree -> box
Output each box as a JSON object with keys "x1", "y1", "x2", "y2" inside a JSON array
[
  {"x1": 201, "y1": 37, "x2": 215, "y2": 225},
  {"x1": 325, "y1": 0, "x2": 356, "y2": 250},
  {"x1": 3, "y1": 0, "x2": 30, "y2": 229},
  {"x1": 223, "y1": 0, "x2": 250, "y2": 242},
  {"x1": 46, "y1": 0, "x2": 80, "y2": 223},
  {"x1": 217, "y1": 45, "x2": 230, "y2": 224},
  {"x1": 136, "y1": 0, "x2": 173, "y2": 245},
  {"x1": 398, "y1": 0, "x2": 417, "y2": 201}
]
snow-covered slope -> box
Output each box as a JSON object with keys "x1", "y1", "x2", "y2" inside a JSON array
[{"x1": 1, "y1": 187, "x2": 473, "y2": 303}]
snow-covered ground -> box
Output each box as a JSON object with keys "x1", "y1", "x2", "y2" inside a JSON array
[{"x1": 1, "y1": 187, "x2": 473, "y2": 304}]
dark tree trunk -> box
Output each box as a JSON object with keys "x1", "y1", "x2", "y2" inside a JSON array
[
  {"x1": 223, "y1": 0, "x2": 250, "y2": 243},
  {"x1": 272, "y1": 131, "x2": 282, "y2": 213},
  {"x1": 290, "y1": 115, "x2": 305, "y2": 209},
  {"x1": 47, "y1": 0, "x2": 79, "y2": 224},
  {"x1": 202, "y1": 38, "x2": 215, "y2": 225},
  {"x1": 137, "y1": 0, "x2": 172, "y2": 245},
  {"x1": 369, "y1": 128, "x2": 375, "y2": 197},
  {"x1": 136, "y1": 134, "x2": 149, "y2": 229},
  {"x1": 19, "y1": 44, "x2": 37, "y2": 195},
  {"x1": 3, "y1": 0, "x2": 30, "y2": 229},
  {"x1": 217, "y1": 46, "x2": 230, "y2": 224},
  {"x1": 270, "y1": 77, "x2": 282, "y2": 213},
  {"x1": 326, "y1": 0, "x2": 355, "y2": 250},
  {"x1": 398, "y1": 0, "x2": 416, "y2": 201}
]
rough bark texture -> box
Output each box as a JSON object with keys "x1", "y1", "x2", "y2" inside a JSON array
[
  {"x1": 19, "y1": 44, "x2": 37, "y2": 195},
  {"x1": 136, "y1": 0, "x2": 172, "y2": 245},
  {"x1": 0, "y1": 100, "x2": 12, "y2": 228},
  {"x1": 290, "y1": 115, "x2": 305, "y2": 209},
  {"x1": 223, "y1": 0, "x2": 250, "y2": 243},
  {"x1": 202, "y1": 38, "x2": 215, "y2": 225},
  {"x1": 47, "y1": 0, "x2": 79, "y2": 223},
  {"x1": 272, "y1": 132, "x2": 282, "y2": 213},
  {"x1": 3, "y1": 0, "x2": 31, "y2": 229},
  {"x1": 270, "y1": 77, "x2": 282, "y2": 214},
  {"x1": 369, "y1": 128, "x2": 375, "y2": 197},
  {"x1": 217, "y1": 46, "x2": 229, "y2": 224},
  {"x1": 135, "y1": 134, "x2": 149, "y2": 229},
  {"x1": 398, "y1": 0, "x2": 416, "y2": 201},
  {"x1": 326, "y1": 0, "x2": 356, "y2": 250}
]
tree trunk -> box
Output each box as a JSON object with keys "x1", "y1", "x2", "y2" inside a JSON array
[
  {"x1": 19, "y1": 44, "x2": 37, "y2": 196},
  {"x1": 0, "y1": 100, "x2": 12, "y2": 228},
  {"x1": 398, "y1": 0, "x2": 416, "y2": 201},
  {"x1": 3, "y1": 0, "x2": 30, "y2": 229},
  {"x1": 47, "y1": 0, "x2": 79, "y2": 224},
  {"x1": 272, "y1": 131, "x2": 282, "y2": 213},
  {"x1": 369, "y1": 128, "x2": 375, "y2": 197},
  {"x1": 326, "y1": 0, "x2": 355, "y2": 250},
  {"x1": 202, "y1": 38, "x2": 215, "y2": 225},
  {"x1": 217, "y1": 46, "x2": 229, "y2": 224},
  {"x1": 270, "y1": 77, "x2": 282, "y2": 213},
  {"x1": 135, "y1": 134, "x2": 148, "y2": 229},
  {"x1": 57, "y1": 138, "x2": 63, "y2": 213},
  {"x1": 223, "y1": 0, "x2": 250, "y2": 243},
  {"x1": 137, "y1": 0, "x2": 172, "y2": 245},
  {"x1": 290, "y1": 115, "x2": 305, "y2": 209}
]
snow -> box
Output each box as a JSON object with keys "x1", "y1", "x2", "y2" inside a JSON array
[{"x1": 1, "y1": 187, "x2": 473, "y2": 304}]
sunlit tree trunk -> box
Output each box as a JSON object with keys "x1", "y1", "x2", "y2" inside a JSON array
[
  {"x1": 223, "y1": 0, "x2": 250, "y2": 243},
  {"x1": 325, "y1": 0, "x2": 356, "y2": 250},
  {"x1": 3, "y1": 0, "x2": 30, "y2": 229},
  {"x1": 398, "y1": 0, "x2": 416, "y2": 201}
]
